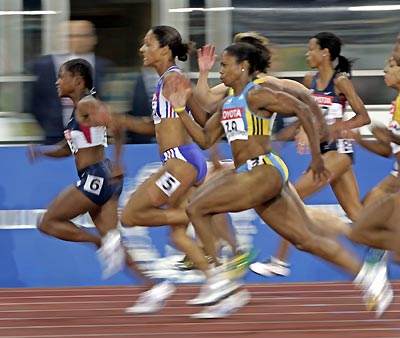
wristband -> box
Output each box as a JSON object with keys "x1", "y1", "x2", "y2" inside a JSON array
[{"x1": 174, "y1": 106, "x2": 186, "y2": 113}]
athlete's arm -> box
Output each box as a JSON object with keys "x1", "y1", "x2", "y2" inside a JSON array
[
  {"x1": 345, "y1": 127, "x2": 392, "y2": 157},
  {"x1": 192, "y1": 44, "x2": 228, "y2": 112},
  {"x1": 29, "y1": 140, "x2": 72, "y2": 160},
  {"x1": 164, "y1": 74, "x2": 225, "y2": 149},
  {"x1": 114, "y1": 114, "x2": 155, "y2": 135},
  {"x1": 334, "y1": 75, "x2": 371, "y2": 130},
  {"x1": 177, "y1": 107, "x2": 225, "y2": 150},
  {"x1": 249, "y1": 86, "x2": 329, "y2": 182}
]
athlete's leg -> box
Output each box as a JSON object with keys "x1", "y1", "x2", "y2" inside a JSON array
[
  {"x1": 363, "y1": 174, "x2": 400, "y2": 207},
  {"x1": 38, "y1": 185, "x2": 101, "y2": 246},
  {"x1": 90, "y1": 196, "x2": 154, "y2": 286},
  {"x1": 330, "y1": 165, "x2": 362, "y2": 222},
  {"x1": 256, "y1": 184, "x2": 361, "y2": 276},
  {"x1": 211, "y1": 213, "x2": 239, "y2": 255},
  {"x1": 350, "y1": 193, "x2": 400, "y2": 252},
  {"x1": 264, "y1": 173, "x2": 354, "y2": 268},
  {"x1": 187, "y1": 165, "x2": 283, "y2": 267},
  {"x1": 294, "y1": 151, "x2": 352, "y2": 199},
  {"x1": 120, "y1": 159, "x2": 195, "y2": 227}
]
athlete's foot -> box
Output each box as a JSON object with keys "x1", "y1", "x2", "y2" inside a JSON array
[
  {"x1": 126, "y1": 280, "x2": 175, "y2": 314},
  {"x1": 249, "y1": 256, "x2": 290, "y2": 277},
  {"x1": 191, "y1": 289, "x2": 251, "y2": 319},
  {"x1": 353, "y1": 250, "x2": 388, "y2": 289},
  {"x1": 223, "y1": 248, "x2": 258, "y2": 280},
  {"x1": 358, "y1": 257, "x2": 393, "y2": 317},
  {"x1": 97, "y1": 229, "x2": 125, "y2": 279},
  {"x1": 187, "y1": 266, "x2": 241, "y2": 306}
]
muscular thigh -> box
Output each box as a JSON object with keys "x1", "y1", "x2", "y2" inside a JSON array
[
  {"x1": 363, "y1": 174, "x2": 400, "y2": 206},
  {"x1": 45, "y1": 185, "x2": 98, "y2": 220},
  {"x1": 125, "y1": 158, "x2": 198, "y2": 211},
  {"x1": 255, "y1": 184, "x2": 311, "y2": 241},
  {"x1": 189, "y1": 165, "x2": 283, "y2": 215}
]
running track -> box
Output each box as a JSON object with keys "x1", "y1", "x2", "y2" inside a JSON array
[{"x1": 0, "y1": 281, "x2": 399, "y2": 338}]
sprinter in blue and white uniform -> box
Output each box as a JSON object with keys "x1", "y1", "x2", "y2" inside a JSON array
[{"x1": 117, "y1": 26, "x2": 241, "y2": 315}]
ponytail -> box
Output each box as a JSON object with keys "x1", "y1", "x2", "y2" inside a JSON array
[{"x1": 336, "y1": 55, "x2": 354, "y2": 78}]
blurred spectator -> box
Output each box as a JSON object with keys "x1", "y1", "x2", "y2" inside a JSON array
[
  {"x1": 24, "y1": 20, "x2": 113, "y2": 144},
  {"x1": 124, "y1": 67, "x2": 158, "y2": 144}
]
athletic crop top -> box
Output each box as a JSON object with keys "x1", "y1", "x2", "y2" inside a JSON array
[
  {"x1": 221, "y1": 81, "x2": 271, "y2": 143},
  {"x1": 151, "y1": 66, "x2": 192, "y2": 125},
  {"x1": 64, "y1": 94, "x2": 107, "y2": 154},
  {"x1": 309, "y1": 71, "x2": 346, "y2": 125}
]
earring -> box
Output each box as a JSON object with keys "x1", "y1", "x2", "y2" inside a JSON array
[
  {"x1": 241, "y1": 68, "x2": 245, "y2": 72},
  {"x1": 323, "y1": 54, "x2": 327, "y2": 56}
]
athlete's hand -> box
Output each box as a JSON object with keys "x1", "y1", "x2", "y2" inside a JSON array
[
  {"x1": 294, "y1": 127, "x2": 310, "y2": 155},
  {"x1": 197, "y1": 44, "x2": 219, "y2": 73},
  {"x1": 163, "y1": 75, "x2": 192, "y2": 112},
  {"x1": 28, "y1": 145, "x2": 43, "y2": 163},
  {"x1": 306, "y1": 155, "x2": 331, "y2": 184},
  {"x1": 371, "y1": 124, "x2": 393, "y2": 145},
  {"x1": 341, "y1": 128, "x2": 362, "y2": 143}
]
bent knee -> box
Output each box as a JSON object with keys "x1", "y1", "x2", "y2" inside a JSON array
[
  {"x1": 292, "y1": 236, "x2": 316, "y2": 253},
  {"x1": 120, "y1": 211, "x2": 139, "y2": 227},
  {"x1": 37, "y1": 214, "x2": 54, "y2": 235}
]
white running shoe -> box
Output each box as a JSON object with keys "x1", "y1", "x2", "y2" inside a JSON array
[
  {"x1": 97, "y1": 229, "x2": 125, "y2": 279},
  {"x1": 362, "y1": 263, "x2": 389, "y2": 305},
  {"x1": 187, "y1": 268, "x2": 241, "y2": 306},
  {"x1": 353, "y1": 251, "x2": 388, "y2": 288},
  {"x1": 374, "y1": 284, "x2": 394, "y2": 318},
  {"x1": 249, "y1": 256, "x2": 290, "y2": 277},
  {"x1": 191, "y1": 289, "x2": 251, "y2": 319},
  {"x1": 126, "y1": 281, "x2": 175, "y2": 314},
  {"x1": 361, "y1": 262, "x2": 393, "y2": 317}
]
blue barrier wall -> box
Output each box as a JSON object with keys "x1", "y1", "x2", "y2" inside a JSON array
[{"x1": 0, "y1": 143, "x2": 398, "y2": 287}]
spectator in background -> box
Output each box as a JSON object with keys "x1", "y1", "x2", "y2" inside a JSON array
[
  {"x1": 125, "y1": 67, "x2": 157, "y2": 144},
  {"x1": 25, "y1": 20, "x2": 113, "y2": 144}
]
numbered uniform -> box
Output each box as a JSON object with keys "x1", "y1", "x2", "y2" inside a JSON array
[
  {"x1": 64, "y1": 95, "x2": 123, "y2": 205},
  {"x1": 152, "y1": 66, "x2": 207, "y2": 190},
  {"x1": 310, "y1": 71, "x2": 354, "y2": 159},
  {"x1": 222, "y1": 81, "x2": 289, "y2": 183},
  {"x1": 388, "y1": 94, "x2": 400, "y2": 176}
]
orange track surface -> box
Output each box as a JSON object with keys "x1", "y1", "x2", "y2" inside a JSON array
[{"x1": 0, "y1": 281, "x2": 398, "y2": 338}]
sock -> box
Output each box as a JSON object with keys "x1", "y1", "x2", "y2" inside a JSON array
[{"x1": 365, "y1": 248, "x2": 386, "y2": 264}]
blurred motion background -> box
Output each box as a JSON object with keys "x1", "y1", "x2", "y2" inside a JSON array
[{"x1": 0, "y1": 0, "x2": 399, "y2": 143}]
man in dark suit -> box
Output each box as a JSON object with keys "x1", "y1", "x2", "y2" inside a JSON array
[{"x1": 25, "y1": 20, "x2": 112, "y2": 144}]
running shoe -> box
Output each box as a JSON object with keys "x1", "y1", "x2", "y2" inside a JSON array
[
  {"x1": 191, "y1": 289, "x2": 251, "y2": 319},
  {"x1": 187, "y1": 267, "x2": 241, "y2": 306},
  {"x1": 374, "y1": 284, "x2": 394, "y2": 318},
  {"x1": 97, "y1": 229, "x2": 125, "y2": 279},
  {"x1": 353, "y1": 250, "x2": 388, "y2": 288},
  {"x1": 175, "y1": 254, "x2": 214, "y2": 271},
  {"x1": 249, "y1": 256, "x2": 290, "y2": 277},
  {"x1": 223, "y1": 248, "x2": 258, "y2": 280},
  {"x1": 360, "y1": 261, "x2": 393, "y2": 317},
  {"x1": 126, "y1": 281, "x2": 175, "y2": 314}
]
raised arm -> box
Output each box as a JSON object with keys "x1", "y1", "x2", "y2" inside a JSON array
[{"x1": 192, "y1": 44, "x2": 228, "y2": 112}]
